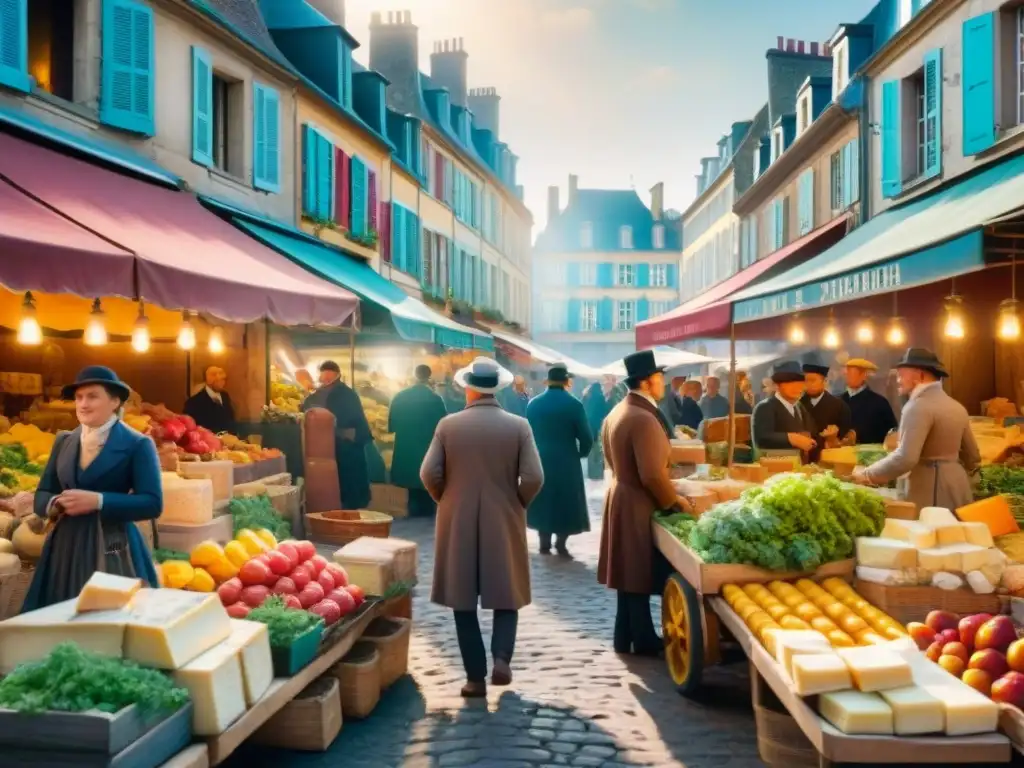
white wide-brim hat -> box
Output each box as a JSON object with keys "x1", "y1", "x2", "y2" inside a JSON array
[{"x1": 454, "y1": 356, "x2": 514, "y2": 395}]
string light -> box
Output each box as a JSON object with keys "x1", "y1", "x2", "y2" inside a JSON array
[
  {"x1": 943, "y1": 294, "x2": 965, "y2": 340},
  {"x1": 998, "y1": 299, "x2": 1021, "y2": 341},
  {"x1": 208, "y1": 326, "x2": 225, "y2": 354},
  {"x1": 132, "y1": 303, "x2": 150, "y2": 353},
  {"x1": 84, "y1": 299, "x2": 108, "y2": 346},
  {"x1": 886, "y1": 318, "x2": 907, "y2": 346},
  {"x1": 16, "y1": 292, "x2": 42, "y2": 346},
  {"x1": 177, "y1": 312, "x2": 196, "y2": 351},
  {"x1": 787, "y1": 318, "x2": 806, "y2": 345},
  {"x1": 855, "y1": 318, "x2": 875, "y2": 344},
  {"x1": 822, "y1": 311, "x2": 841, "y2": 350}
]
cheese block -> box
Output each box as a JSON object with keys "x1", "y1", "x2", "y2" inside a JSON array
[
  {"x1": 962, "y1": 521, "x2": 996, "y2": 548},
  {"x1": 878, "y1": 686, "x2": 944, "y2": 735},
  {"x1": 884, "y1": 499, "x2": 917, "y2": 521},
  {"x1": 773, "y1": 630, "x2": 832, "y2": 676},
  {"x1": 76, "y1": 572, "x2": 142, "y2": 613},
  {"x1": 0, "y1": 600, "x2": 128, "y2": 674},
  {"x1": 942, "y1": 543, "x2": 990, "y2": 573},
  {"x1": 122, "y1": 589, "x2": 231, "y2": 670},
  {"x1": 791, "y1": 652, "x2": 853, "y2": 696},
  {"x1": 818, "y1": 690, "x2": 894, "y2": 735},
  {"x1": 837, "y1": 646, "x2": 913, "y2": 692},
  {"x1": 898, "y1": 648, "x2": 999, "y2": 734},
  {"x1": 920, "y1": 506, "x2": 958, "y2": 527},
  {"x1": 728, "y1": 463, "x2": 768, "y2": 483},
  {"x1": 221, "y1": 619, "x2": 274, "y2": 706},
  {"x1": 172, "y1": 638, "x2": 247, "y2": 735},
  {"x1": 918, "y1": 546, "x2": 962, "y2": 572},
  {"x1": 161, "y1": 476, "x2": 215, "y2": 524},
  {"x1": 933, "y1": 523, "x2": 966, "y2": 546},
  {"x1": 855, "y1": 538, "x2": 918, "y2": 569},
  {"x1": 333, "y1": 539, "x2": 397, "y2": 596},
  {"x1": 880, "y1": 519, "x2": 936, "y2": 549},
  {"x1": 179, "y1": 461, "x2": 234, "y2": 503}
]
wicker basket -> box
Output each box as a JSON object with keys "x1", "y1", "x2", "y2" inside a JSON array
[
  {"x1": 383, "y1": 593, "x2": 412, "y2": 620},
  {"x1": 251, "y1": 675, "x2": 342, "y2": 751},
  {"x1": 307, "y1": 510, "x2": 392, "y2": 547},
  {"x1": 362, "y1": 616, "x2": 410, "y2": 689},
  {"x1": 0, "y1": 563, "x2": 33, "y2": 620},
  {"x1": 854, "y1": 579, "x2": 1005, "y2": 625},
  {"x1": 329, "y1": 641, "x2": 381, "y2": 719},
  {"x1": 754, "y1": 702, "x2": 818, "y2": 768}
]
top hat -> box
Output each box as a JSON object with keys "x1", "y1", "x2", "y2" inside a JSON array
[
  {"x1": 454, "y1": 357, "x2": 514, "y2": 394},
  {"x1": 895, "y1": 347, "x2": 949, "y2": 378},
  {"x1": 771, "y1": 361, "x2": 806, "y2": 384},
  {"x1": 61, "y1": 366, "x2": 132, "y2": 402},
  {"x1": 623, "y1": 350, "x2": 665, "y2": 383}
]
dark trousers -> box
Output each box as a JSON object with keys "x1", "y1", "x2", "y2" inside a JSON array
[
  {"x1": 614, "y1": 591, "x2": 660, "y2": 653},
  {"x1": 454, "y1": 609, "x2": 518, "y2": 683},
  {"x1": 407, "y1": 488, "x2": 436, "y2": 518},
  {"x1": 538, "y1": 532, "x2": 568, "y2": 552}
]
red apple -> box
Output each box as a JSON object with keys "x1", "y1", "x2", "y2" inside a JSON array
[
  {"x1": 308, "y1": 555, "x2": 328, "y2": 575},
  {"x1": 959, "y1": 613, "x2": 993, "y2": 651},
  {"x1": 963, "y1": 668, "x2": 993, "y2": 696},
  {"x1": 217, "y1": 577, "x2": 243, "y2": 606},
  {"x1": 272, "y1": 576, "x2": 297, "y2": 596},
  {"x1": 1008, "y1": 639, "x2": 1024, "y2": 673},
  {"x1": 295, "y1": 540, "x2": 316, "y2": 561},
  {"x1": 266, "y1": 550, "x2": 291, "y2": 576},
  {"x1": 926, "y1": 642, "x2": 944, "y2": 662},
  {"x1": 290, "y1": 566, "x2": 312, "y2": 591},
  {"x1": 276, "y1": 543, "x2": 300, "y2": 569},
  {"x1": 325, "y1": 563, "x2": 349, "y2": 587},
  {"x1": 926, "y1": 610, "x2": 961, "y2": 634},
  {"x1": 938, "y1": 629, "x2": 960, "y2": 646},
  {"x1": 907, "y1": 622, "x2": 937, "y2": 651},
  {"x1": 976, "y1": 616, "x2": 1018, "y2": 654},
  {"x1": 327, "y1": 587, "x2": 356, "y2": 615},
  {"x1": 969, "y1": 648, "x2": 1010, "y2": 680},
  {"x1": 310, "y1": 599, "x2": 341, "y2": 626},
  {"x1": 992, "y1": 672, "x2": 1024, "y2": 708},
  {"x1": 241, "y1": 585, "x2": 270, "y2": 608},
  {"x1": 282, "y1": 594, "x2": 302, "y2": 610},
  {"x1": 317, "y1": 570, "x2": 336, "y2": 593},
  {"x1": 239, "y1": 559, "x2": 271, "y2": 587},
  {"x1": 943, "y1": 642, "x2": 970, "y2": 664},
  {"x1": 938, "y1": 654, "x2": 966, "y2": 678},
  {"x1": 298, "y1": 582, "x2": 325, "y2": 609}
]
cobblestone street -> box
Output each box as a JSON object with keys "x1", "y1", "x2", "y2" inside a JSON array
[{"x1": 227, "y1": 480, "x2": 763, "y2": 768}]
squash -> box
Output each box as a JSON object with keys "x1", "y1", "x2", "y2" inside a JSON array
[
  {"x1": 11, "y1": 518, "x2": 47, "y2": 560},
  {"x1": 223, "y1": 540, "x2": 250, "y2": 568},
  {"x1": 235, "y1": 529, "x2": 267, "y2": 557},
  {"x1": 0, "y1": 538, "x2": 12, "y2": 555},
  {"x1": 0, "y1": 552, "x2": 20, "y2": 576},
  {"x1": 0, "y1": 511, "x2": 14, "y2": 539},
  {"x1": 956, "y1": 495, "x2": 1020, "y2": 537},
  {"x1": 184, "y1": 567, "x2": 215, "y2": 593},
  {"x1": 189, "y1": 540, "x2": 226, "y2": 568},
  {"x1": 253, "y1": 528, "x2": 278, "y2": 549},
  {"x1": 161, "y1": 560, "x2": 195, "y2": 589}
]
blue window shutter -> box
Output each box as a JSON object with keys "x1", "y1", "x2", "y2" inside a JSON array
[
  {"x1": 924, "y1": 48, "x2": 942, "y2": 178},
  {"x1": 849, "y1": 139, "x2": 860, "y2": 203},
  {"x1": 798, "y1": 170, "x2": 813, "y2": 235},
  {"x1": 666, "y1": 263, "x2": 678, "y2": 288},
  {"x1": 637, "y1": 263, "x2": 650, "y2": 288},
  {"x1": 392, "y1": 206, "x2": 405, "y2": 270},
  {"x1": 637, "y1": 298, "x2": 650, "y2": 323},
  {"x1": 0, "y1": 0, "x2": 30, "y2": 93},
  {"x1": 880, "y1": 80, "x2": 903, "y2": 198},
  {"x1": 409, "y1": 214, "x2": 420, "y2": 276},
  {"x1": 100, "y1": 0, "x2": 155, "y2": 135},
  {"x1": 350, "y1": 156, "x2": 366, "y2": 235},
  {"x1": 567, "y1": 299, "x2": 581, "y2": 332},
  {"x1": 301, "y1": 126, "x2": 316, "y2": 216},
  {"x1": 597, "y1": 263, "x2": 613, "y2": 288},
  {"x1": 315, "y1": 133, "x2": 333, "y2": 220},
  {"x1": 191, "y1": 47, "x2": 213, "y2": 166},
  {"x1": 962, "y1": 14, "x2": 996, "y2": 156},
  {"x1": 840, "y1": 143, "x2": 851, "y2": 207},
  {"x1": 342, "y1": 45, "x2": 353, "y2": 110},
  {"x1": 566, "y1": 263, "x2": 580, "y2": 286},
  {"x1": 598, "y1": 298, "x2": 613, "y2": 331},
  {"x1": 253, "y1": 83, "x2": 281, "y2": 193}
]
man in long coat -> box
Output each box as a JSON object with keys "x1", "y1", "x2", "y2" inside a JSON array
[
  {"x1": 801, "y1": 358, "x2": 853, "y2": 461},
  {"x1": 421, "y1": 357, "x2": 544, "y2": 697},
  {"x1": 388, "y1": 365, "x2": 448, "y2": 518},
  {"x1": 527, "y1": 364, "x2": 594, "y2": 556},
  {"x1": 841, "y1": 358, "x2": 898, "y2": 445},
  {"x1": 751, "y1": 361, "x2": 818, "y2": 459},
  {"x1": 301, "y1": 361, "x2": 372, "y2": 510},
  {"x1": 854, "y1": 348, "x2": 980, "y2": 509},
  {"x1": 598, "y1": 350, "x2": 688, "y2": 655},
  {"x1": 582, "y1": 381, "x2": 609, "y2": 480}
]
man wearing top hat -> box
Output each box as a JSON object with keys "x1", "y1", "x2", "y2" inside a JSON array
[
  {"x1": 526, "y1": 363, "x2": 594, "y2": 556},
  {"x1": 598, "y1": 350, "x2": 690, "y2": 655},
  {"x1": 853, "y1": 348, "x2": 980, "y2": 510},
  {"x1": 751, "y1": 361, "x2": 818, "y2": 458},
  {"x1": 801, "y1": 357, "x2": 854, "y2": 460},
  {"x1": 841, "y1": 358, "x2": 898, "y2": 445}
]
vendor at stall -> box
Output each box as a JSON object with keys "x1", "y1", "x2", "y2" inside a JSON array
[
  {"x1": 500, "y1": 375, "x2": 530, "y2": 418},
  {"x1": 841, "y1": 358, "x2": 898, "y2": 445},
  {"x1": 852, "y1": 348, "x2": 980, "y2": 509},
  {"x1": 22, "y1": 366, "x2": 162, "y2": 612},
  {"x1": 751, "y1": 361, "x2": 817, "y2": 458},
  {"x1": 183, "y1": 365, "x2": 235, "y2": 434},
  {"x1": 801, "y1": 359, "x2": 853, "y2": 454},
  {"x1": 388, "y1": 365, "x2": 448, "y2": 518}
]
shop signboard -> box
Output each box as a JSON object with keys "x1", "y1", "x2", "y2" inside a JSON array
[{"x1": 0, "y1": 372, "x2": 43, "y2": 396}]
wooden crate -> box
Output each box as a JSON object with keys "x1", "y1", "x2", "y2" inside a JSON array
[
  {"x1": 370, "y1": 484, "x2": 408, "y2": 518},
  {"x1": 156, "y1": 515, "x2": 233, "y2": 552},
  {"x1": 250, "y1": 676, "x2": 342, "y2": 752},
  {"x1": 853, "y1": 579, "x2": 1005, "y2": 625}
]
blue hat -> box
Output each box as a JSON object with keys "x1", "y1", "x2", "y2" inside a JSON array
[
  {"x1": 802, "y1": 355, "x2": 830, "y2": 377},
  {"x1": 771, "y1": 361, "x2": 805, "y2": 384},
  {"x1": 61, "y1": 366, "x2": 132, "y2": 401}
]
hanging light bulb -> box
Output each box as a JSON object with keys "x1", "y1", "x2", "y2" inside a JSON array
[
  {"x1": 943, "y1": 294, "x2": 965, "y2": 340},
  {"x1": 208, "y1": 326, "x2": 225, "y2": 355},
  {"x1": 886, "y1": 318, "x2": 907, "y2": 346},
  {"x1": 84, "y1": 299, "x2": 108, "y2": 346},
  {"x1": 17, "y1": 292, "x2": 42, "y2": 346},
  {"x1": 999, "y1": 298, "x2": 1022, "y2": 341},
  {"x1": 787, "y1": 317, "x2": 806, "y2": 345},
  {"x1": 821, "y1": 311, "x2": 841, "y2": 350},
  {"x1": 177, "y1": 312, "x2": 196, "y2": 351},
  {"x1": 132, "y1": 303, "x2": 150, "y2": 353},
  {"x1": 855, "y1": 318, "x2": 875, "y2": 344}
]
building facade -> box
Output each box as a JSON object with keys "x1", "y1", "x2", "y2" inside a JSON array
[{"x1": 531, "y1": 176, "x2": 681, "y2": 365}]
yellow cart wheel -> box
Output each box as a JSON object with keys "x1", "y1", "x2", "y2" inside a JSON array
[{"x1": 662, "y1": 573, "x2": 704, "y2": 696}]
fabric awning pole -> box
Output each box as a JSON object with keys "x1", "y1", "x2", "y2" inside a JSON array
[{"x1": 727, "y1": 320, "x2": 736, "y2": 469}]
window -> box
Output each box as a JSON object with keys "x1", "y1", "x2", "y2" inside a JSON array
[
  {"x1": 796, "y1": 90, "x2": 811, "y2": 136},
  {"x1": 649, "y1": 300, "x2": 671, "y2": 317},
  {"x1": 832, "y1": 38, "x2": 849, "y2": 100},
  {"x1": 211, "y1": 74, "x2": 243, "y2": 174},
  {"x1": 540, "y1": 301, "x2": 563, "y2": 332},
  {"x1": 579, "y1": 262, "x2": 597, "y2": 286},
  {"x1": 830, "y1": 150, "x2": 843, "y2": 210},
  {"x1": 616, "y1": 263, "x2": 635, "y2": 286},
  {"x1": 548, "y1": 262, "x2": 567, "y2": 285},
  {"x1": 652, "y1": 224, "x2": 665, "y2": 249},
  {"x1": 619, "y1": 225, "x2": 633, "y2": 249},
  {"x1": 581, "y1": 300, "x2": 598, "y2": 331},
  {"x1": 580, "y1": 221, "x2": 594, "y2": 249},
  {"x1": 771, "y1": 127, "x2": 783, "y2": 162},
  {"x1": 651, "y1": 264, "x2": 668, "y2": 287},
  {"x1": 617, "y1": 301, "x2": 635, "y2": 331},
  {"x1": 28, "y1": 0, "x2": 76, "y2": 100},
  {"x1": 914, "y1": 71, "x2": 926, "y2": 178}
]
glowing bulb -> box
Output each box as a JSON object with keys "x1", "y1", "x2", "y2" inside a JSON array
[
  {"x1": 84, "y1": 300, "x2": 107, "y2": 346},
  {"x1": 944, "y1": 313, "x2": 965, "y2": 340},
  {"x1": 788, "y1": 322, "x2": 806, "y2": 345},
  {"x1": 855, "y1": 320, "x2": 875, "y2": 344},
  {"x1": 886, "y1": 321, "x2": 906, "y2": 346},
  {"x1": 822, "y1": 325, "x2": 841, "y2": 350},
  {"x1": 999, "y1": 301, "x2": 1022, "y2": 341},
  {"x1": 208, "y1": 327, "x2": 225, "y2": 354},
  {"x1": 132, "y1": 308, "x2": 150, "y2": 353},
  {"x1": 177, "y1": 316, "x2": 196, "y2": 351},
  {"x1": 17, "y1": 293, "x2": 41, "y2": 346}
]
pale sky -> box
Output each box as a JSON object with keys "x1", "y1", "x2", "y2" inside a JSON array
[{"x1": 345, "y1": 0, "x2": 877, "y2": 235}]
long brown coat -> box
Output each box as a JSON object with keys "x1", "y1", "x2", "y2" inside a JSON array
[
  {"x1": 420, "y1": 398, "x2": 544, "y2": 611},
  {"x1": 598, "y1": 393, "x2": 678, "y2": 594}
]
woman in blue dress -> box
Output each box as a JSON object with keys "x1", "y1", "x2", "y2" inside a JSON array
[{"x1": 22, "y1": 366, "x2": 162, "y2": 612}]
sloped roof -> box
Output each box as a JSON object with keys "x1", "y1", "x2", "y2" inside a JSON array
[
  {"x1": 535, "y1": 189, "x2": 681, "y2": 253},
  {"x1": 189, "y1": 0, "x2": 295, "y2": 73}
]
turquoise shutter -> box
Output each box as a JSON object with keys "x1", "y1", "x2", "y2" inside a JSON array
[
  {"x1": 301, "y1": 125, "x2": 316, "y2": 216},
  {"x1": 100, "y1": 0, "x2": 155, "y2": 135},
  {"x1": 849, "y1": 139, "x2": 860, "y2": 203},
  {"x1": 253, "y1": 83, "x2": 281, "y2": 192},
  {"x1": 567, "y1": 299, "x2": 581, "y2": 332},
  {"x1": 598, "y1": 298, "x2": 613, "y2": 331},
  {"x1": 923, "y1": 48, "x2": 942, "y2": 178},
  {"x1": 840, "y1": 143, "x2": 852, "y2": 207},
  {"x1": 962, "y1": 14, "x2": 996, "y2": 156},
  {"x1": 798, "y1": 170, "x2": 813, "y2": 235},
  {"x1": 880, "y1": 80, "x2": 902, "y2": 198},
  {"x1": 316, "y1": 133, "x2": 333, "y2": 220},
  {"x1": 409, "y1": 214, "x2": 421, "y2": 276},
  {"x1": 191, "y1": 47, "x2": 213, "y2": 166},
  {"x1": 597, "y1": 263, "x2": 613, "y2": 288},
  {"x1": 392, "y1": 206, "x2": 405, "y2": 270},
  {"x1": 637, "y1": 298, "x2": 650, "y2": 323},
  {"x1": 350, "y1": 156, "x2": 366, "y2": 235},
  {"x1": 666, "y1": 263, "x2": 678, "y2": 288},
  {"x1": 342, "y1": 43, "x2": 353, "y2": 109},
  {"x1": 566, "y1": 263, "x2": 580, "y2": 286},
  {"x1": 637, "y1": 263, "x2": 650, "y2": 287},
  {"x1": 0, "y1": 0, "x2": 29, "y2": 92}
]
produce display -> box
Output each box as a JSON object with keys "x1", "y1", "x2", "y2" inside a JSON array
[
  {"x1": 270, "y1": 380, "x2": 305, "y2": 414},
  {"x1": 230, "y1": 494, "x2": 292, "y2": 540},
  {"x1": 145, "y1": 405, "x2": 281, "y2": 465},
  {"x1": 0, "y1": 426, "x2": 48, "y2": 494}
]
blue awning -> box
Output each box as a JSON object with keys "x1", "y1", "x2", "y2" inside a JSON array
[
  {"x1": 730, "y1": 151, "x2": 1024, "y2": 322},
  {"x1": 233, "y1": 219, "x2": 492, "y2": 351}
]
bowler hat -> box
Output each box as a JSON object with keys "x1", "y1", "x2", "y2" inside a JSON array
[
  {"x1": 623, "y1": 350, "x2": 665, "y2": 384},
  {"x1": 802, "y1": 355, "x2": 830, "y2": 377},
  {"x1": 454, "y1": 357, "x2": 514, "y2": 394},
  {"x1": 895, "y1": 347, "x2": 948, "y2": 378},
  {"x1": 771, "y1": 361, "x2": 806, "y2": 384},
  {"x1": 547, "y1": 363, "x2": 571, "y2": 383},
  {"x1": 61, "y1": 366, "x2": 132, "y2": 402}
]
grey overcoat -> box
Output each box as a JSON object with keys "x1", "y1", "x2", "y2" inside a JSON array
[
  {"x1": 861, "y1": 383, "x2": 981, "y2": 510},
  {"x1": 420, "y1": 398, "x2": 544, "y2": 611}
]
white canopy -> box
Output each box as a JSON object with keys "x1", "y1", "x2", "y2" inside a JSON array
[
  {"x1": 490, "y1": 329, "x2": 606, "y2": 378},
  {"x1": 601, "y1": 346, "x2": 714, "y2": 377}
]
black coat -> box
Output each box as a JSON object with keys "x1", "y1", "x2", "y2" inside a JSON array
[
  {"x1": 801, "y1": 391, "x2": 853, "y2": 439},
  {"x1": 841, "y1": 387, "x2": 898, "y2": 445},
  {"x1": 679, "y1": 396, "x2": 703, "y2": 431},
  {"x1": 183, "y1": 389, "x2": 235, "y2": 434},
  {"x1": 751, "y1": 396, "x2": 817, "y2": 452}
]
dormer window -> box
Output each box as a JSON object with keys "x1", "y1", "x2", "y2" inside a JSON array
[
  {"x1": 580, "y1": 221, "x2": 594, "y2": 249},
  {"x1": 619, "y1": 225, "x2": 633, "y2": 249},
  {"x1": 832, "y1": 38, "x2": 850, "y2": 100},
  {"x1": 653, "y1": 224, "x2": 665, "y2": 249},
  {"x1": 796, "y1": 90, "x2": 812, "y2": 136},
  {"x1": 771, "y1": 127, "x2": 783, "y2": 162}
]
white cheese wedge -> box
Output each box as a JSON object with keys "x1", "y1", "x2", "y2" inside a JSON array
[
  {"x1": 880, "y1": 519, "x2": 936, "y2": 549},
  {"x1": 122, "y1": 589, "x2": 231, "y2": 670},
  {"x1": 76, "y1": 572, "x2": 142, "y2": 613},
  {"x1": 918, "y1": 546, "x2": 961, "y2": 572},
  {"x1": 172, "y1": 639, "x2": 247, "y2": 735},
  {"x1": 962, "y1": 521, "x2": 996, "y2": 548},
  {"x1": 0, "y1": 600, "x2": 128, "y2": 673},
  {"x1": 773, "y1": 630, "x2": 832, "y2": 677},
  {"x1": 878, "y1": 686, "x2": 944, "y2": 735},
  {"x1": 837, "y1": 646, "x2": 913, "y2": 692},
  {"x1": 919, "y1": 506, "x2": 957, "y2": 527},
  {"x1": 895, "y1": 644, "x2": 1000, "y2": 735},
  {"x1": 221, "y1": 619, "x2": 274, "y2": 706},
  {"x1": 933, "y1": 523, "x2": 966, "y2": 546},
  {"x1": 855, "y1": 538, "x2": 918, "y2": 569},
  {"x1": 818, "y1": 690, "x2": 894, "y2": 735},
  {"x1": 791, "y1": 652, "x2": 853, "y2": 696}
]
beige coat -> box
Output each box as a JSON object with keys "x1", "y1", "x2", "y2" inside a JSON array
[
  {"x1": 598, "y1": 393, "x2": 679, "y2": 594},
  {"x1": 420, "y1": 398, "x2": 544, "y2": 611},
  {"x1": 862, "y1": 383, "x2": 980, "y2": 510}
]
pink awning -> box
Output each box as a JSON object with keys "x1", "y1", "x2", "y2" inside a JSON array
[
  {"x1": 0, "y1": 179, "x2": 135, "y2": 298},
  {"x1": 0, "y1": 134, "x2": 358, "y2": 327},
  {"x1": 635, "y1": 214, "x2": 850, "y2": 348}
]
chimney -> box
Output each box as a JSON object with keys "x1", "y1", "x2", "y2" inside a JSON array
[
  {"x1": 776, "y1": 35, "x2": 784, "y2": 49},
  {"x1": 547, "y1": 185, "x2": 560, "y2": 222},
  {"x1": 467, "y1": 86, "x2": 500, "y2": 139},
  {"x1": 786, "y1": 38, "x2": 795, "y2": 52},
  {"x1": 568, "y1": 174, "x2": 578, "y2": 204},
  {"x1": 810, "y1": 41, "x2": 819, "y2": 55},
  {"x1": 429, "y1": 36, "x2": 469, "y2": 108},
  {"x1": 305, "y1": 0, "x2": 345, "y2": 26},
  {"x1": 650, "y1": 182, "x2": 664, "y2": 221},
  {"x1": 369, "y1": 10, "x2": 420, "y2": 115}
]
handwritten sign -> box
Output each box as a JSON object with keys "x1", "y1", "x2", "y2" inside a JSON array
[{"x1": 0, "y1": 372, "x2": 43, "y2": 396}]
